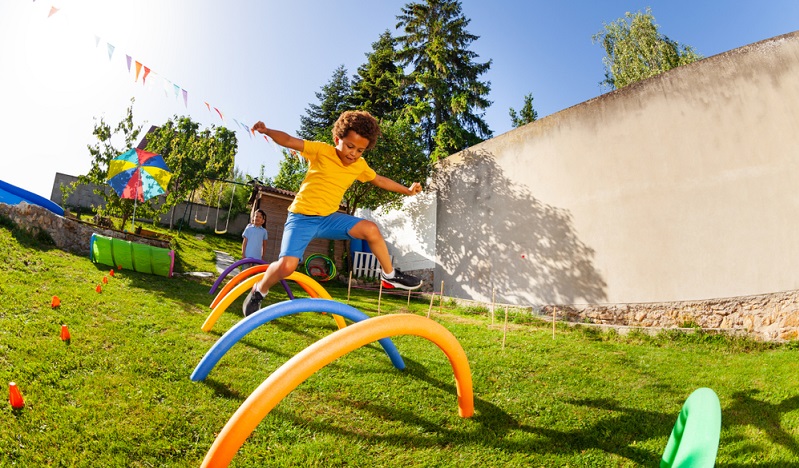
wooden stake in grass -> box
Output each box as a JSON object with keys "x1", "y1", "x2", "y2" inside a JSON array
[
  {"x1": 502, "y1": 305, "x2": 509, "y2": 350},
  {"x1": 407, "y1": 288, "x2": 412, "y2": 307},
  {"x1": 439, "y1": 281, "x2": 444, "y2": 314},
  {"x1": 377, "y1": 279, "x2": 384, "y2": 315},
  {"x1": 347, "y1": 271, "x2": 353, "y2": 304},
  {"x1": 427, "y1": 290, "x2": 436, "y2": 318},
  {"x1": 491, "y1": 288, "x2": 496, "y2": 326},
  {"x1": 552, "y1": 306, "x2": 557, "y2": 339}
]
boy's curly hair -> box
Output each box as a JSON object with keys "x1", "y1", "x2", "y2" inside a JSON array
[{"x1": 332, "y1": 111, "x2": 381, "y2": 150}]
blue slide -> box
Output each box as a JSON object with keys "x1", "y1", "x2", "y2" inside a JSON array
[{"x1": 0, "y1": 179, "x2": 65, "y2": 217}]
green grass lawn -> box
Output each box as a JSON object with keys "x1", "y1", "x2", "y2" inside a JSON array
[{"x1": 1, "y1": 215, "x2": 798, "y2": 467}]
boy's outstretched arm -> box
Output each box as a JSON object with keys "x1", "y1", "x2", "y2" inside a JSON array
[
  {"x1": 251, "y1": 121, "x2": 304, "y2": 152},
  {"x1": 370, "y1": 175, "x2": 423, "y2": 196}
]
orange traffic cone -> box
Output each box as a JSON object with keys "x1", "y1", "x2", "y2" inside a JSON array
[
  {"x1": 9, "y1": 382, "x2": 24, "y2": 409},
  {"x1": 60, "y1": 324, "x2": 71, "y2": 343},
  {"x1": 51, "y1": 296, "x2": 61, "y2": 308},
  {"x1": 96, "y1": 285, "x2": 102, "y2": 293},
  {"x1": 109, "y1": 269, "x2": 115, "y2": 277},
  {"x1": 102, "y1": 276, "x2": 108, "y2": 284}
]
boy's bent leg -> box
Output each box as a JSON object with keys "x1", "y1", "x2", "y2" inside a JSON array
[
  {"x1": 243, "y1": 256, "x2": 300, "y2": 316},
  {"x1": 349, "y1": 220, "x2": 422, "y2": 291},
  {"x1": 349, "y1": 220, "x2": 393, "y2": 273}
]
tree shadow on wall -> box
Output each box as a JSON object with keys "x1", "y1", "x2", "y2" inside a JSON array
[
  {"x1": 375, "y1": 191, "x2": 437, "y2": 263},
  {"x1": 432, "y1": 149, "x2": 607, "y2": 305}
]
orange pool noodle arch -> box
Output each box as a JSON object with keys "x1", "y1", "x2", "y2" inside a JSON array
[
  {"x1": 210, "y1": 264, "x2": 269, "y2": 309},
  {"x1": 201, "y1": 314, "x2": 474, "y2": 467},
  {"x1": 201, "y1": 271, "x2": 346, "y2": 332}
]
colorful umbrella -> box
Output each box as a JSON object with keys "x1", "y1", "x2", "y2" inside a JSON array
[
  {"x1": 107, "y1": 148, "x2": 172, "y2": 230},
  {"x1": 107, "y1": 148, "x2": 172, "y2": 201}
]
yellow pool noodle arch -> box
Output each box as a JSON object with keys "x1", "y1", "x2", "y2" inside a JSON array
[
  {"x1": 201, "y1": 271, "x2": 346, "y2": 332},
  {"x1": 201, "y1": 313, "x2": 473, "y2": 467},
  {"x1": 210, "y1": 265, "x2": 329, "y2": 313},
  {"x1": 210, "y1": 264, "x2": 269, "y2": 309}
]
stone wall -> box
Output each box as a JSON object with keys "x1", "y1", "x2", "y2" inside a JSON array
[
  {"x1": 0, "y1": 202, "x2": 169, "y2": 257},
  {"x1": 542, "y1": 290, "x2": 799, "y2": 342}
]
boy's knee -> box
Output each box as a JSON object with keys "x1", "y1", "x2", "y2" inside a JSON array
[
  {"x1": 355, "y1": 220, "x2": 382, "y2": 241},
  {"x1": 276, "y1": 257, "x2": 299, "y2": 276}
]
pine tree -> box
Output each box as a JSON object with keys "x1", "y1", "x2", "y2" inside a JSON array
[
  {"x1": 298, "y1": 65, "x2": 354, "y2": 141},
  {"x1": 509, "y1": 93, "x2": 538, "y2": 128},
  {"x1": 350, "y1": 30, "x2": 407, "y2": 120},
  {"x1": 396, "y1": 0, "x2": 492, "y2": 161}
]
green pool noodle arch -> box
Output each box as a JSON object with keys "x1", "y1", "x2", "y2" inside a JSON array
[
  {"x1": 660, "y1": 387, "x2": 721, "y2": 467},
  {"x1": 90, "y1": 233, "x2": 174, "y2": 277}
]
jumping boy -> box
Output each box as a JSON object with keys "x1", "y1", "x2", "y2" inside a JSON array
[{"x1": 244, "y1": 110, "x2": 423, "y2": 316}]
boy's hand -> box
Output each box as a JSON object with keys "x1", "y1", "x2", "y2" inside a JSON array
[
  {"x1": 408, "y1": 182, "x2": 423, "y2": 195},
  {"x1": 251, "y1": 121, "x2": 268, "y2": 134}
]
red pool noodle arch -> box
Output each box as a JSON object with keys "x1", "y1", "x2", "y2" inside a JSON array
[{"x1": 201, "y1": 314, "x2": 474, "y2": 467}]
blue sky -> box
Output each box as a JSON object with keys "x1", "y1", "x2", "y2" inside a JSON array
[{"x1": 1, "y1": 0, "x2": 797, "y2": 199}]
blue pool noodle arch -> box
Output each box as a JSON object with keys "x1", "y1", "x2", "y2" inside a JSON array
[{"x1": 191, "y1": 298, "x2": 405, "y2": 381}]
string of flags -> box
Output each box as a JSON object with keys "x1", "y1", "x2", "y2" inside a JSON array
[{"x1": 34, "y1": 1, "x2": 299, "y2": 161}]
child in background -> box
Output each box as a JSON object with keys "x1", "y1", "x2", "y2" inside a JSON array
[
  {"x1": 241, "y1": 209, "x2": 268, "y2": 262},
  {"x1": 243, "y1": 110, "x2": 422, "y2": 316}
]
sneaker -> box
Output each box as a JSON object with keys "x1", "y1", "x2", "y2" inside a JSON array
[
  {"x1": 380, "y1": 268, "x2": 422, "y2": 290},
  {"x1": 242, "y1": 288, "x2": 264, "y2": 317}
]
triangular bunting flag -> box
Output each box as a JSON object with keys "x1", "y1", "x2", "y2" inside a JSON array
[
  {"x1": 142, "y1": 66, "x2": 151, "y2": 84},
  {"x1": 213, "y1": 107, "x2": 224, "y2": 121},
  {"x1": 47, "y1": 6, "x2": 59, "y2": 17},
  {"x1": 94, "y1": 36, "x2": 101, "y2": 47},
  {"x1": 173, "y1": 83, "x2": 180, "y2": 98},
  {"x1": 125, "y1": 55, "x2": 132, "y2": 72},
  {"x1": 238, "y1": 121, "x2": 252, "y2": 138},
  {"x1": 182, "y1": 89, "x2": 188, "y2": 107},
  {"x1": 107, "y1": 43, "x2": 115, "y2": 61},
  {"x1": 204, "y1": 102, "x2": 211, "y2": 111},
  {"x1": 161, "y1": 75, "x2": 171, "y2": 96},
  {"x1": 134, "y1": 61, "x2": 142, "y2": 81}
]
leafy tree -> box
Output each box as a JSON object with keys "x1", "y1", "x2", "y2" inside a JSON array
[
  {"x1": 225, "y1": 167, "x2": 252, "y2": 216},
  {"x1": 395, "y1": 0, "x2": 492, "y2": 161},
  {"x1": 593, "y1": 8, "x2": 703, "y2": 90},
  {"x1": 197, "y1": 167, "x2": 250, "y2": 218},
  {"x1": 351, "y1": 30, "x2": 407, "y2": 120},
  {"x1": 144, "y1": 116, "x2": 238, "y2": 228},
  {"x1": 65, "y1": 99, "x2": 145, "y2": 229},
  {"x1": 298, "y1": 65, "x2": 354, "y2": 141},
  {"x1": 271, "y1": 150, "x2": 307, "y2": 193},
  {"x1": 509, "y1": 93, "x2": 538, "y2": 128},
  {"x1": 196, "y1": 174, "x2": 249, "y2": 232}
]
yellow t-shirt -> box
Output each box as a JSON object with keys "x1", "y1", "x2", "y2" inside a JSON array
[{"x1": 288, "y1": 140, "x2": 377, "y2": 216}]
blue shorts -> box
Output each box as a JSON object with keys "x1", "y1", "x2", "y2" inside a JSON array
[{"x1": 279, "y1": 211, "x2": 362, "y2": 260}]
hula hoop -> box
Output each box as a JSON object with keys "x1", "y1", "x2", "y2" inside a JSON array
[{"x1": 304, "y1": 253, "x2": 336, "y2": 282}]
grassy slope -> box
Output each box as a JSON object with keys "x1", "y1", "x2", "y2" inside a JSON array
[{"x1": 0, "y1": 217, "x2": 798, "y2": 467}]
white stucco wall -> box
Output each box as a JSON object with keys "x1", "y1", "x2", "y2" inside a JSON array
[
  {"x1": 435, "y1": 32, "x2": 799, "y2": 306},
  {"x1": 355, "y1": 190, "x2": 437, "y2": 272}
]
